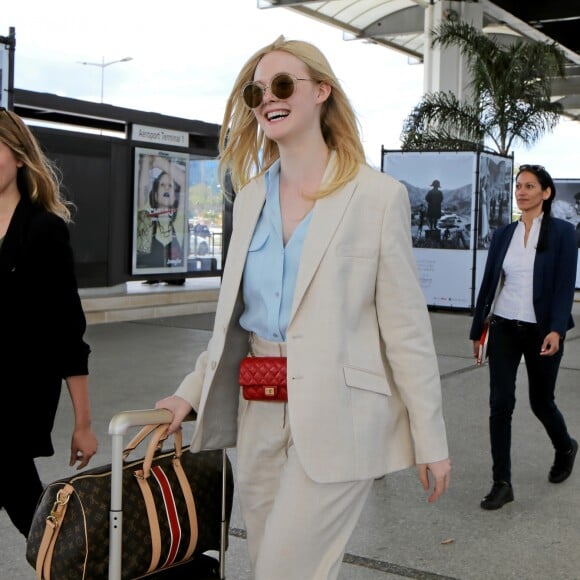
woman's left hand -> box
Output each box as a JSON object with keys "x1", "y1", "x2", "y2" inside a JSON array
[
  {"x1": 540, "y1": 331, "x2": 561, "y2": 356},
  {"x1": 417, "y1": 458, "x2": 451, "y2": 503},
  {"x1": 70, "y1": 426, "x2": 98, "y2": 470}
]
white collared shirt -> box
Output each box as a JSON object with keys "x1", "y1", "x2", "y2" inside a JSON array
[{"x1": 494, "y1": 214, "x2": 543, "y2": 323}]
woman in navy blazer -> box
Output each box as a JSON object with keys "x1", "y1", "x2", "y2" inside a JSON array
[{"x1": 470, "y1": 164, "x2": 577, "y2": 510}]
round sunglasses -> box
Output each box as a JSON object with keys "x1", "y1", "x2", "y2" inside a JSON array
[{"x1": 241, "y1": 72, "x2": 315, "y2": 109}]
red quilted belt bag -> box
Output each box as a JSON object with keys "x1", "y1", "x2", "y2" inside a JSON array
[{"x1": 239, "y1": 356, "x2": 287, "y2": 401}]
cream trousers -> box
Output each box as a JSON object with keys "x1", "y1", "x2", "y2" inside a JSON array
[{"x1": 236, "y1": 334, "x2": 373, "y2": 580}]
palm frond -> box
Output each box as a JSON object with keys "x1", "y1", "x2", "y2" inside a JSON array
[
  {"x1": 401, "y1": 92, "x2": 485, "y2": 151},
  {"x1": 400, "y1": 21, "x2": 566, "y2": 156},
  {"x1": 432, "y1": 21, "x2": 500, "y2": 68}
]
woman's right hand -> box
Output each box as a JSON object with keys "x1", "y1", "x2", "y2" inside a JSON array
[
  {"x1": 472, "y1": 340, "x2": 480, "y2": 359},
  {"x1": 155, "y1": 395, "x2": 193, "y2": 435}
]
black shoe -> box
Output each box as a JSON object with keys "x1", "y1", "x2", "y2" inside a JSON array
[
  {"x1": 480, "y1": 481, "x2": 514, "y2": 510},
  {"x1": 549, "y1": 438, "x2": 578, "y2": 484}
]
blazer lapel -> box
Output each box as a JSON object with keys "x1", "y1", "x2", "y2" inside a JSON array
[
  {"x1": 533, "y1": 234, "x2": 547, "y2": 300},
  {"x1": 289, "y1": 154, "x2": 358, "y2": 323},
  {"x1": 218, "y1": 177, "x2": 267, "y2": 318},
  {"x1": 496, "y1": 222, "x2": 516, "y2": 265}
]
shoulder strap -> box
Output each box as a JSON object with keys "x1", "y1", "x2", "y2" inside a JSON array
[{"x1": 35, "y1": 483, "x2": 75, "y2": 580}]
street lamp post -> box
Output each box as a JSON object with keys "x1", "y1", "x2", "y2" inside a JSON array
[{"x1": 79, "y1": 56, "x2": 133, "y2": 103}]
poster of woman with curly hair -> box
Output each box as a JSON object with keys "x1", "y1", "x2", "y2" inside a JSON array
[{"x1": 132, "y1": 148, "x2": 189, "y2": 275}]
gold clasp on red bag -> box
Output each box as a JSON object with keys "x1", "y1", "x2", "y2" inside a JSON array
[{"x1": 264, "y1": 387, "x2": 276, "y2": 397}]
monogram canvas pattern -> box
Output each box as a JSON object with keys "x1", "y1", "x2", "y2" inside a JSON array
[{"x1": 26, "y1": 448, "x2": 233, "y2": 579}]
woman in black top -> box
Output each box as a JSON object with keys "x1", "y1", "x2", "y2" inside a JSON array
[{"x1": 0, "y1": 108, "x2": 98, "y2": 537}]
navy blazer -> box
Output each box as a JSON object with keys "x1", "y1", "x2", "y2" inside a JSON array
[{"x1": 470, "y1": 217, "x2": 577, "y2": 341}]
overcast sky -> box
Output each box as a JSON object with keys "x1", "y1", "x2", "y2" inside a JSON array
[{"x1": 3, "y1": 0, "x2": 579, "y2": 177}]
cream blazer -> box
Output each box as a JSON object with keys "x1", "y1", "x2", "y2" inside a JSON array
[{"x1": 175, "y1": 156, "x2": 449, "y2": 483}]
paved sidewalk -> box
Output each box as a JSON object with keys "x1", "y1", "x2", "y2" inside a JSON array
[{"x1": 2, "y1": 302, "x2": 579, "y2": 579}]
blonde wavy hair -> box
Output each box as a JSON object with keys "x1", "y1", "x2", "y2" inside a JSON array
[
  {"x1": 218, "y1": 35, "x2": 367, "y2": 199},
  {"x1": 0, "y1": 108, "x2": 72, "y2": 222}
]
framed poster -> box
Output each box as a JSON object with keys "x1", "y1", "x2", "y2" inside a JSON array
[
  {"x1": 132, "y1": 148, "x2": 189, "y2": 275},
  {"x1": 476, "y1": 153, "x2": 513, "y2": 249},
  {"x1": 472, "y1": 153, "x2": 514, "y2": 300},
  {"x1": 382, "y1": 150, "x2": 477, "y2": 309},
  {"x1": 0, "y1": 35, "x2": 12, "y2": 109},
  {"x1": 554, "y1": 178, "x2": 580, "y2": 289}
]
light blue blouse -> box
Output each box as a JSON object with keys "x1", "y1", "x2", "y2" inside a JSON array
[{"x1": 239, "y1": 160, "x2": 313, "y2": 342}]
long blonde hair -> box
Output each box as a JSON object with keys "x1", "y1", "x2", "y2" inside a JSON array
[
  {"x1": 218, "y1": 36, "x2": 367, "y2": 199},
  {"x1": 0, "y1": 108, "x2": 72, "y2": 222}
]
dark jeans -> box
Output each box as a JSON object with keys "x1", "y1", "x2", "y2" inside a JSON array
[{"x1": 487, "y1": 315, "x2": 572, "y2": 483}]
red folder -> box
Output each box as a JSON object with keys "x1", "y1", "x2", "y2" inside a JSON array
[{"x1": 477, "y1": 321, "x2": 490, "y2": 366}]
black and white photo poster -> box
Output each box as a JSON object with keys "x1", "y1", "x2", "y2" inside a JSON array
[
  {"x1": 554, "y1": 178, "x2": 580, "y2": 288},
  {"x1": 383, "y1": 151, "x2": 477, "y2": 309},
  {"x1": 477, "y1": 153, "x2": 513, "y2": 249}
]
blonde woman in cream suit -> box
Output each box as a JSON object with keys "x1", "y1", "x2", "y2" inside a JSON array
[{"x1": 156, "y1": 36, "x2": 451, "y2": 580}]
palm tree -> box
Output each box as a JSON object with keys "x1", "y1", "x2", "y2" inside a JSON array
[{"x1": 400, "y1": 21, "x2": 566, "y2": 155}]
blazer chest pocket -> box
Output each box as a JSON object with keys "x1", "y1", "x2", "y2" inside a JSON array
[
  {"x1": 343, "y1": 366, "x2": 391, "y2": 397},
  {"x1": 334, "y1": 243, "x2": 375, "y2": 259}
]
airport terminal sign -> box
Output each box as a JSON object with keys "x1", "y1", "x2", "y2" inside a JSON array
[{"x1": 132, "y1": 124, "x2": 188, "y2": 147}]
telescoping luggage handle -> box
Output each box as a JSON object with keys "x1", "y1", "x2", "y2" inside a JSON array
[{"x1": 108, "y1": 409, "x2": 228, "y2": 580}]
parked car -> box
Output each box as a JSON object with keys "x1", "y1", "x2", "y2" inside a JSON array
[
  {"x1": 190, "y1": 223, "x2": 211, "y2": 238},
  {"x1": 437, "y1": 213, "x2": 461, "y2": 229},
  {"x1": 188, "y1": 222, "x2": 211, "y2": 256}
]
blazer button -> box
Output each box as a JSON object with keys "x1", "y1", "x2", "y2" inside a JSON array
[{"x1": 211, "y1": 361, "x2": 217, "y2": 370}]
